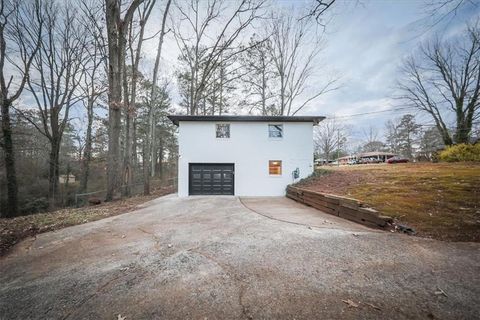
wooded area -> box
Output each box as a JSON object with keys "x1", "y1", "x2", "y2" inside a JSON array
[
  {"x1": 0, "y1": 0, "x2": 338, "y2": 217},
  {"x1": 1, "y1": 0, "x2": 479, "y2": 218}
]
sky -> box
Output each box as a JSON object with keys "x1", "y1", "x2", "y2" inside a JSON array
[
  {"x1": 307, "y1": 0, "x2": 478, "y2": 146},
  {"x1": 14, "y1": 0, "x2": 480, "y2": 150},
  {"x1": 140, "y1": 0, "x2": 479, "y2": 150}
]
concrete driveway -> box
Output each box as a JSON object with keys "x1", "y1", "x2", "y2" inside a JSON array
[{"x1": 1, "y1": 195, "x2": 479, "y2": 319}]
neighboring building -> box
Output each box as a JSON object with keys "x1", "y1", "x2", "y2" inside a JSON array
[
  {"x1": 337, "y1": 155, "x2": 357, "y2": 165},
  {"x1": 337, "y1": 152, "x2": 396, "y2": 164},
  {"x1": 358, "y1": 151, "x2": 396, "y2": 163},
  {"x1": 168, "y1": 115, "x2": 324, "y2": 197}
]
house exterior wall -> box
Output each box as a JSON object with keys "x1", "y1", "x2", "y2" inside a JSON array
[{"x1": 177, "y1": 121, "x2": 314, "y2": 197}]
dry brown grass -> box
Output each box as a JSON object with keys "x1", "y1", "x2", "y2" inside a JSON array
[
  {"x1": 0, "y1": 187, "x2": 174, "y2": 256},
  {"x1": 299, "y1": 163, "x2": 480, "y2": 242}
]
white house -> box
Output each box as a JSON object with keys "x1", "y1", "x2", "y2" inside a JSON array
[{"x1": 168, "y1": 115, "x2": 325, "y2": 197}]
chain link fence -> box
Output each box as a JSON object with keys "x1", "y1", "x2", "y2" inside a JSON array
[{"x1": 74, "y1": 178, "x2": 176, "y2": 207}]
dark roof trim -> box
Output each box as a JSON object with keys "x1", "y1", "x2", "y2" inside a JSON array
[{"x1": 167, "y1": 115, "x2": 326, "y2": 126}]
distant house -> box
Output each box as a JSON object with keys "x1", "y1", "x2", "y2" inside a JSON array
[
  {"x1": 168, "y1": 115, "x2": 325, "y2": 196},
  {"x1": 59, "y1": 174, "x2": 76, "y2": 184},
  {"x1": 337, "y1": 155, "x2": 357, "y2": 165},
  {"x1": 358, "y1": 151, "x2": 396, "y2": 163},
  {"x1": 337, "y1": 152, "x2": 396, "y2": 165}
]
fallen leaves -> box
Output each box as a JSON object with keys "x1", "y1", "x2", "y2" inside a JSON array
[{"x1": 0, "y1": 187, "x2": 175, "y2": 256}]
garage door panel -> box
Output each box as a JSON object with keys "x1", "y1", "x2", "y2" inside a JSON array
[{"x1": 189, "y1": 163, "x2": 234, "y2": 195}]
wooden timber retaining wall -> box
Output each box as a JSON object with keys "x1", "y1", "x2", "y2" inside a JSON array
[{"x1": 286, "y1": 186, "x2": 393, "y2": 229}]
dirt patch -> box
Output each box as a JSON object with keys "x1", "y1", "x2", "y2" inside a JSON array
[
  {"x1": 296, "y1": 163, "x2": 480, "y2": 242},
  {"x1": 0, "y1": 187, "x2": 174, "y2": 256}
]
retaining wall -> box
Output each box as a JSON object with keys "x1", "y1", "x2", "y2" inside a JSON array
[{"x1": 286, "y1": 186, "x2": 393, "y2": 229}]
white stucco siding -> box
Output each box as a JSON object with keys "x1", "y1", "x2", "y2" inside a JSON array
[{"x1": 177, "y1": 121, "x2": 314, "y2": 197}]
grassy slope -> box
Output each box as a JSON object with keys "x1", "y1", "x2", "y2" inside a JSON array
[
  {"x1": 298, "y1": 163, "x2": 480, "y2": 242},
  {"x1": 0, "y1": 187, "x2": 174, "y2": 256}
]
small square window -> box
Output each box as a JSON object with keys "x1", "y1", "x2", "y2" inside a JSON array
[
  {"x1": 216, "y1": 124, "x2": 230, "y2": 138},
  {"x1": 269, "y1": 124, "x2": 283, "y2": 138},
  {"x1": 269, "y1": 160, "x2": 282, "y2": 175}
]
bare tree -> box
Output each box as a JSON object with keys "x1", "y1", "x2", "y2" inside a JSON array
[
  {"x1": 78, "y1": 0, "x2": 108, "y2": 193},
  {"x1": 302, "y1": 0, "x2": 336, "y2": 25},
  {"x1": 267, "y1": 12, "x2": 338, "y2": 116},
  {"x1": 385, "y1": 119, "x2": 401, "y2": 154},
  {"x1": 173, "y1": 0, "x2": 265, "y2": 115},
  {"x1": 144, "y1": 0, "x2": 172, "y2": 195},
  {"x1": 19, "y1": 1, "x2": 87, "y2": 209},
  {"x1": 121, "y1": 0, "x2": 156, "y2": 197},
  {"x1": 361, "y1": 126, "x2": 385, "y2": 152},
  {"x1": 0, "y1": 0, "x2": 43, "y2": 217},
  {"x1": 398, "y1": 22, "x2": 480, "y2": 145},
  {"x1": 105, "y1": 0, "x2": 144, "y2": 201},
  {"x1": 362, "y1": 125, "x2": 379, "y2": 145},
  {"x1": 314, "y1": 118, "x2": 347, "y2": 162},
  {"x1": 421, "y1": 0, "x2": 478, "y2": 30},
  {"x1": 239, "y1": 36, "x2": 276, "y2": 115}
]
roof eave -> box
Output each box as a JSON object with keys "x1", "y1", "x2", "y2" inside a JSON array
[{"x1": 167, "y1": 115, "x2": 326, "y2": 126}]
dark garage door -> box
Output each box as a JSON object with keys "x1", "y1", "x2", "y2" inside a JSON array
[{"x1": 189, "y1": 163, "x2": 234, "y2": 195}]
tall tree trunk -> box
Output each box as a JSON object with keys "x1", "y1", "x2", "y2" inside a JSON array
[
  {"x1": 158, "y1": 141, "x2": 164, "y2": 181},
  {"x1": 455, "y1": 109, "x2": 470, "y2": 144},
  {"x1": 80, "y1": 98, "x2": 94, "y2": 193},
  {"x1": 132, "y1": 117, "x2": 137, "y2": 166},
  {"x1": 150, "y1": 117, "x2": 156, "y2": 177},
  {"x1": 280, "y1": 72, "x2": 285, "y2": 115},
  {"x1": 261, "y1": 58, "x2": 266, "y2": 115},
  {"x1": 142, "y1": 140, "x2": 150, "y2": 195},
  {"x1": 105, "y1": 0, "x2": 140, "y2": 201},
  {"x1": 48, "y1": 137, "x2": 60, "y2": 209},
  {"x1": 105, "y1": 0, "x2": 122, "y2": 200},
  {"x1": 145, "y1": 0, "x2": 172, "y2": 194},
  {"x1": 0, "y1": 99, "x2": 19, "y2": 217},
  {"x1": 122, "y1": 61, "x2": 132, "y2": 197},
  {"x1": 64, "y1": 161, "x2": 71, "y2": 206},
  {"x1": 122, "y1": 2, "x2": 154, "y2": 197}
]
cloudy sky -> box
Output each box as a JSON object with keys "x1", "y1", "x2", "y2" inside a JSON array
[
  {"x1": 308, "y1": 0, "x2": 478, "y2": 146},
  {"x1": 140, "y1": 0, "x2": 478, "y2": 148},
  {"x1": 16, "y1": 0, "x2": 477, "y2": 148}
]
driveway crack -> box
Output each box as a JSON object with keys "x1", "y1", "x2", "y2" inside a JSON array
[{"x1": 188, "y1": 248, "x2": 253, "y2": 319}]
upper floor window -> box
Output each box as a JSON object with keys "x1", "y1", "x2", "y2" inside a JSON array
[
  {"x1": 216, "y1": 124, "x2": 230, "y2": 138},
  {"x1": 269, "y1": 124, "x2": 283, "y2": 138}
]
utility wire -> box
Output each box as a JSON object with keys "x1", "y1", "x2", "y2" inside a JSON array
[{"x1": 330, "y1": 106, "x2": 418, "y2": 119}]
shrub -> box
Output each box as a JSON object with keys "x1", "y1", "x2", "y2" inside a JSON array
[
  {"x1": 21, "y1": 197, "x2": 49, "y2": 215},
  {"x1": 439, "y1": 143, "x2": 480, "y2": 162}
]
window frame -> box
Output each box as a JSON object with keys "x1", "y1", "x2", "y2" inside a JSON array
[
  {"x1": 268, "y1": 124, "x2": 284, "y2": 139},
  {"x1": 215, "y1": 123, "x2": 230, "y2": 139},
  {"x1": 268, "y1": 160, "x2": 282, "y2": 176}
]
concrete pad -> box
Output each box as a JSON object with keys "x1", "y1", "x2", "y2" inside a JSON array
[
  {"x1": 0, "y1": 195, "x2": 479, "y2": 319},
  {"x1": 240, "y1": 196, "x2": 374, "y2": 232}
]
